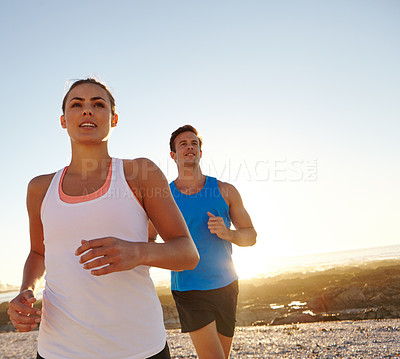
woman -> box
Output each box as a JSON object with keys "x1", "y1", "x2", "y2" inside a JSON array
[{"x1": 8, "y1": 78, "x2": 199, "y2": 359}]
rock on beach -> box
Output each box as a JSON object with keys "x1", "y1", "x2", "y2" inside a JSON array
[{"x1": 2, "y1": 319, "x2": 400, "y2": 358}]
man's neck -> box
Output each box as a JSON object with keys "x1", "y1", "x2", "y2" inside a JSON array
[{"x1": 174, "y1": 166, "x2": 206, "y2": 194}]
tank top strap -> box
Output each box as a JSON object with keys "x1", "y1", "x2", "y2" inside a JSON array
[
  {"x1": 205, "y1": 176, "x2": 218, "y2": 189},
  {"x1": 113, "y1": 157, "x2": 122, "y2": 180}
]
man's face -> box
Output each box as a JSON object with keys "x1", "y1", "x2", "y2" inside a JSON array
[{"x1": 171, "y1": 131, "x2": 202, "y2": 167}]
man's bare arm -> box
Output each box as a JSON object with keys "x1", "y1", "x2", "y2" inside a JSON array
[{"x1": 208, "y1": 182, "x2": 257, "y2": 247}]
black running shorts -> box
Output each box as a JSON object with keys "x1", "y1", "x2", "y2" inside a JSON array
[{"x1": 172, "y1": 280, "x2": 238, "y2": 338}]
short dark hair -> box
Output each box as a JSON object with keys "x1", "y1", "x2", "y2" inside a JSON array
[
  {"x1": 170, "y1": 125, "x2": 203, "y2": 152},
  {"x1": 62, "y1": 78, "x2": 116, "y2": 115}
]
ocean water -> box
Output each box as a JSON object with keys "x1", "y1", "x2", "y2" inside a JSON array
[
  {"x1": 253, "y1": 243, "x2": 400, "y2": 277},
  {"x1": 150, "y1": 243, "x2": 400, "y2": 285},
  {"x1": 2, "y1": 244, "x2": 400, "y2": 304}
]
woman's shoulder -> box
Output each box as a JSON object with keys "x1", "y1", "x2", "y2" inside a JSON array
[
  {"x1": 122, "y1": 157, "x2": 159, "y2": 169},
  {"x1": 122, "y1": 158, "x2": 167, "y2": 206},
  {"x1": 28, "y1": 173, "x2": 56, "y2": 197},
  {"x1": 122, "y1": 158, "x2": 162, "y2": 181},
  {"x1": 27, "y1": 173, "x2": 57, "y2": 212}
]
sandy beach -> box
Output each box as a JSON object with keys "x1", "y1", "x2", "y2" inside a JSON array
[
  {"x1": 1, "y1": 319, "x2": 400, "y2": 358},
  {"x1": 3, "y1": 258, "x2": 400, "y2": 357}
]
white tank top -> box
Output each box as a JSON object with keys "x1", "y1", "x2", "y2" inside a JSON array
[{"x1": 38, "y1": 158, "x2": 166, "y2": 359}]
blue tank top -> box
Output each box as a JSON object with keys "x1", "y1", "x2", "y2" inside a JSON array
[{"x1": 170, "y1": 176, "x2": 238, "y2": 291}]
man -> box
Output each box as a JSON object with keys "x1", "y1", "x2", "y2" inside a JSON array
[{"x1": 149, "y1": 125, "x2": 256, "y2": 359}]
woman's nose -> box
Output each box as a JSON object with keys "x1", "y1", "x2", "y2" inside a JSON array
[{"x1": 82, "y1": 107, "x2": 93, "y2": 116}]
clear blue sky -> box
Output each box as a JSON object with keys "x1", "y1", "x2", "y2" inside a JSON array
[{"x1": 1, "y1": 0, "x2": 399, "y2": 285}]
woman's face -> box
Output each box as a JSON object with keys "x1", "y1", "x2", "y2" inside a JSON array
[{"x1": 61, "y1": 83, "x2": 118, "y2": 145}]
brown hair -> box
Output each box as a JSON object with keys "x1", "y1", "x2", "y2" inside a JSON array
[
  {"x1": 169, "y1": 125, "x2": 202, "y2": 152},
  {"x1": 62, "y1": 78, "x2": 116, "y2": 115}
]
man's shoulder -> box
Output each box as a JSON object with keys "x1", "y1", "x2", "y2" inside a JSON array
[
  {"x1": 216, "y1": 179, "x2": 237, "y2": 192},
  {"x1": 215, "y1": 179, "x2": 242, "y2": 204}
]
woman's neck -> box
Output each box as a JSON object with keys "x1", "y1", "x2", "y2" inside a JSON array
[{"x1": 68, "y1": 142, "x2": 111, "y2": 174}]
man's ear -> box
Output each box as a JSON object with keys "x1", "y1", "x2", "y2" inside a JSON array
[
  {"x1": 170, "y1": 151, "x2": 176, "y2": 160},
  {"x1": 111, "y1": 113, "x2": 119, "y2": 127},
  {"x1": 60, "y1": 115, "x2": 66, "y2": 129}
]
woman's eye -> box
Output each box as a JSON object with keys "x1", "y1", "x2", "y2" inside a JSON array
[
  {"x1": 71, "y1": 103, "x2": 81, "y2": 108},
  {"x1": 94, "y1": 102, "x2": 105, "y2": 108}
]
